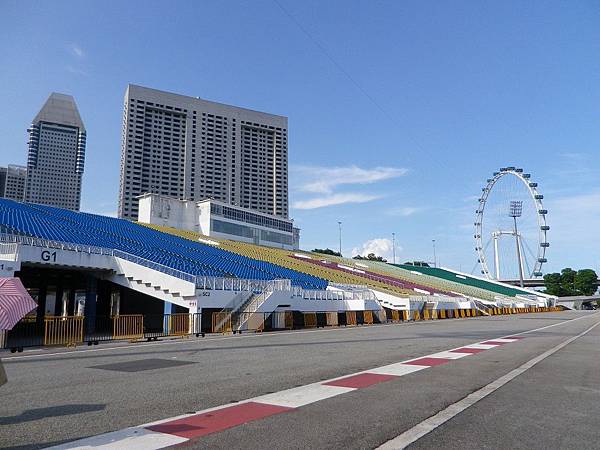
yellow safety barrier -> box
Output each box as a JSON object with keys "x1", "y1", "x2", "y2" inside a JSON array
[
  {"x1": 471, "y1": 309, "x2": 477, "y2": 317},
  {"x1": 326, "y1": 312, "x2": 338, "y2": 326},
  {"x1": 403, "y1": 310, "x2": 409, "y2": 321},
  {"x1": 364, "y1": 310, "x2": 374, "y2": 324},
  {"x1": 391, "y1": 310, "x2": 400, "y2": 322},
  {"x1": 44, "y1": 316, "x2": 84, "y2": 346},
  {"x1": 431, "y1": 310, "x2": 438, "y2": 320},
  {"x1": 166, "y1": 313, "x2": 190, "y2": 336},
  {"x1": 413, "y1": 310, "x2": 421, "y2": 321},
  {"x1": 454, "y1": 309, "x2": 459, "y2": 318},
  {"x1": 440, "y1": 309, "x2": 446, "y2": 319},
  {"x1": 285, "y1": 311, "x2": 294, "y2": 329},
  {"x1": 346, "y1": 311, "x2": 357, "y2": 326},
  {"x1": 304, "y1": 312, "x2": 317, "y2": 328},
  {"x1": 423, "y1": 309, "x2": 431, "y2": 320},
  {"x1": 235, "y1": 312, "x2": 265, "y2": 332},
  {"x1": 212, "y1": 312, "x2": 232, "y2": 334},
  {"x1": 113, "y1": 314, "x2": 144, "y2": 340}
]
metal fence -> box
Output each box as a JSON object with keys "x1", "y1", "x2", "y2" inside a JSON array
[{"x1": 1, "y1": 306, "x2": 563, "y2": 352}]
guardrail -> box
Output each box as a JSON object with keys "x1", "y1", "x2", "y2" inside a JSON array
[
  {"x1": 1, "y1": 233, "x2": 378, "y2": 302},
  {"x1": 44, "y1": 316, "x2": 84, "y2": 346},
  {"x1": 2, "y1": 306, "x2": 564, "y2": 351}
]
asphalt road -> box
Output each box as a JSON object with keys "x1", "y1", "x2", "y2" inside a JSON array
[{"x1": 0, "y1": 310, "x2": 598, "y2": 449}]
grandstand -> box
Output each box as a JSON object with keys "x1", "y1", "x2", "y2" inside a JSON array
[
  {"x1": 145, "y1": 223, "x2": 550, "y2": 306},
  {"x1": 0, "y1": 198, "x2": 556, "y2": 351},
  {"x1": 394, "y1": 264, "x2": 532, "y2": 297}
]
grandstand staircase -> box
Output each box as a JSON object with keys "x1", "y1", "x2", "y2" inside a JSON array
[
  {"x1": 106, "y1": 257, "x2": 197, "y2": 310},
  {"x1": 214, "y1": 286, "x2": 276, "y2": 333},
  {"x1": 472, "y1": 299, "x2": 492, "y2": 316}
]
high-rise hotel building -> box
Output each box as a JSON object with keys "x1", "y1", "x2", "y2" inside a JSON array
[
  {"x1": 117, "y1": 85, "x2": 289, "y2": 220},
  {"x1": 25, "y1": 93, "x2": 86, "y2": 210}
]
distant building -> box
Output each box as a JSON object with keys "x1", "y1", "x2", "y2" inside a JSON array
[
  {"x1": 2, "y1": 165, "x2": 27, "y2": 201},
  {"x1": 138, "y1": 193, "x2": 300, "y2": 250},
  {"x1": 25, "y1": 93, "x2": 86, "y2": 210},
  {"x1": 0, "y1": 167, "x2": 6, "y2": 198},
  {"x1": 118, "y1": 85, "x2": 289, "y2": 221}
]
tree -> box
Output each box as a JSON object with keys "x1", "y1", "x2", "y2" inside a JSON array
[
  {"x1": 574, "y1": 269, "x2": 598, "y2": 296},
  {"x1": 312, "y1": 248, "x2": 341, "y2": 257},
  {"x1": 543, "y1": 272, "x2": 564, "y2": 296},
  {"x1": 544, "y1": 268, "x2": 598, "y2": 296},
  {"x1": 560, "y1": 268, "x2": 577, "y2": 295},
  {"x1": 353, "y1": 253, "x2": 387, "y2": 262}
]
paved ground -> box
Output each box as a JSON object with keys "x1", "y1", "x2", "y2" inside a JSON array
[{"x1": 0, "y1": 310, "x2": 598, "y2": 449}]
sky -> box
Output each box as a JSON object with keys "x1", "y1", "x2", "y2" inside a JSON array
[{"x1": 1, "y1": 0, "x2": 599, "y2": 277}]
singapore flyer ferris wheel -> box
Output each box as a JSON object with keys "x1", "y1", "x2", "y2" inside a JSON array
[{"x1": 474, "y1": 167, "x2": 549, "y2": 284}]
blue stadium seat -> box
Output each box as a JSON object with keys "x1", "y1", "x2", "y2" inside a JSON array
[{"x1": 0, "y1": 199, "x2": 328, "y2": 290}]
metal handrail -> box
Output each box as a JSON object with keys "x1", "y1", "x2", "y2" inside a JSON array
[{"x1": 1, "y1": 233, "x2": 376, "y2": 301}]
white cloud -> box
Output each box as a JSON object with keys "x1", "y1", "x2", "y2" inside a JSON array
[
  {"x1": 69, "y1": 43, "x2": 85, "y2": 58},
  {"x1": 293, "y1": 193, "x2": 380, "y2": 210},
  {"x1": 66, "y1": 65, "x2": 88, "y2": 76},
  {"x1": 386, "y1": 206, "x2": 425, "y2": 217},
  {"x1": 351, "y1": 238, "x2": 400, "y2": 261},
  {"x1": 293, "y1": 165, "x2": 408, "y2": 194}
]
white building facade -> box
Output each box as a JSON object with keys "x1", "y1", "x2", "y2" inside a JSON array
[
  {"x1": 3, "y1": 165, "x2": 27, "y2": 201},
  {"x1": 138, "y1": 193, "x2": 300, "y2": 250},
  {"x1": 118, "y1": 84, "x2": 289, "y2": 221},
  {"x1": 25, "y1": 93, "x2": 86, "y2": 211}
]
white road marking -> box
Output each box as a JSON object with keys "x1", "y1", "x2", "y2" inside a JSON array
[
  {"x1": 32, "y1": 312, "x2": 599, "y2": 450},
  {"x1": 376, "y1": 315, "x2": 600, "y2": 450},
  {"x1": 46, "y1": 427, "x2": 188, "y2": 450},
  {"x1": 253, "y1": 382, "x2": 356, "y2": 408},
  {"x1": 4, "y1": 311, "x2": 586, "y2": 361},
  {"x1": 427, "y1": 350, "x2": 471, "y2": 360},
  {"x1": 462, "y1": 343, "x2": 499, "y2": 350},
  {"x1": 368, "y1": 363, "x2": 427, "y2": 377}
]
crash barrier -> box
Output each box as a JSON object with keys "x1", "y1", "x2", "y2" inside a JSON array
[
  {"x1": 44, "y1": 316, "x2": 84, "y2": 346},
  {"x1": 212, "y1": 312, "x2": 232, "y2": 334},
  {"x1": 346, "y1": 311, "x2": 357, "y2": 326},
  {"x1": 112, "y1": 314, "x2": 144, "y2": 340},
  {"x1": 2, "y1": 306, "x2": 564, "y2": 351},
  {"x1": 326, "y1": 312, "x2": 338, "y2": 326}
]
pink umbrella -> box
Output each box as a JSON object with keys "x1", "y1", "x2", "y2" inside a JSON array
[{"x1": 0, "y1": 277, "x2": 37, "y2": 331}]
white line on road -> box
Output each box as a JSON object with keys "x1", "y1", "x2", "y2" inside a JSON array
[
  {"x1": 2, "y1": 312, "x2": 589, "y2": 362},
  {"x1": 377, "y1": 313, "x2": 600, "y2": 449}
]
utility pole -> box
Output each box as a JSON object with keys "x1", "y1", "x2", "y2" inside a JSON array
[
  {"x1": 338, "y1": 221, "x2": 342, "y2": 256},
  {"x1": 432, "y1": 239, "x2": 436, "y2": 268},
  {"x1": 392, "y1": 232, "x2": 396, "y2": 264}
]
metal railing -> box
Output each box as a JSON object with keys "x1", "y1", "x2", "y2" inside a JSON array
[
  {"x1": 0, "y1": 242, "x2": 18, "y2": 259},
  {"x1": 1, "y1": 233, "x2": 377, "y2": 301}
]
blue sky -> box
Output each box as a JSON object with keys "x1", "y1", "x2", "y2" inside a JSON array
[{"x1": 1, "y1": 1, "x2": 599, "y2": 276}]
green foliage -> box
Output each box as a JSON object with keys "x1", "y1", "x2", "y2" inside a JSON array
[
  {"x1": 543, "y1": 272, "x2": 564, "y2": 296},
  {"x1": 312, "y1": 248, "x2": 341, "y2": 257},
  {"x1": 544, "y1": 268, "x2": 598, "y2": 297},
  {"x1": 574, "y1": 269, "x2": 598, "y2": 296},
  {"x1": 353, "y1": 253, "x2": 387, "y2": 262}
]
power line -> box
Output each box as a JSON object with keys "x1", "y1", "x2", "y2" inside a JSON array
[{"x1": 272, "y1": 0, "x2": 427, "y2": 154}]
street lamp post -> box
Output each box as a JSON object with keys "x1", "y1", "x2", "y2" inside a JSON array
[
  {"x1": 392, "y1": 232, "x2": 396, "y2": 264},
  {"x1": 432, "y1": 239, "x2": 436, "y2": 268},
  {"x1": 338, "y1": 221, "x2": 342, "y2": 256}
]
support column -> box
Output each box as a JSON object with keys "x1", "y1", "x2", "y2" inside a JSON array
[
  {"x1": 163, "y1": 301, "x2": 173, "y2": 335},
  {"x1": 85, "y1": 275, "x2": 98, "y2": 335}
]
